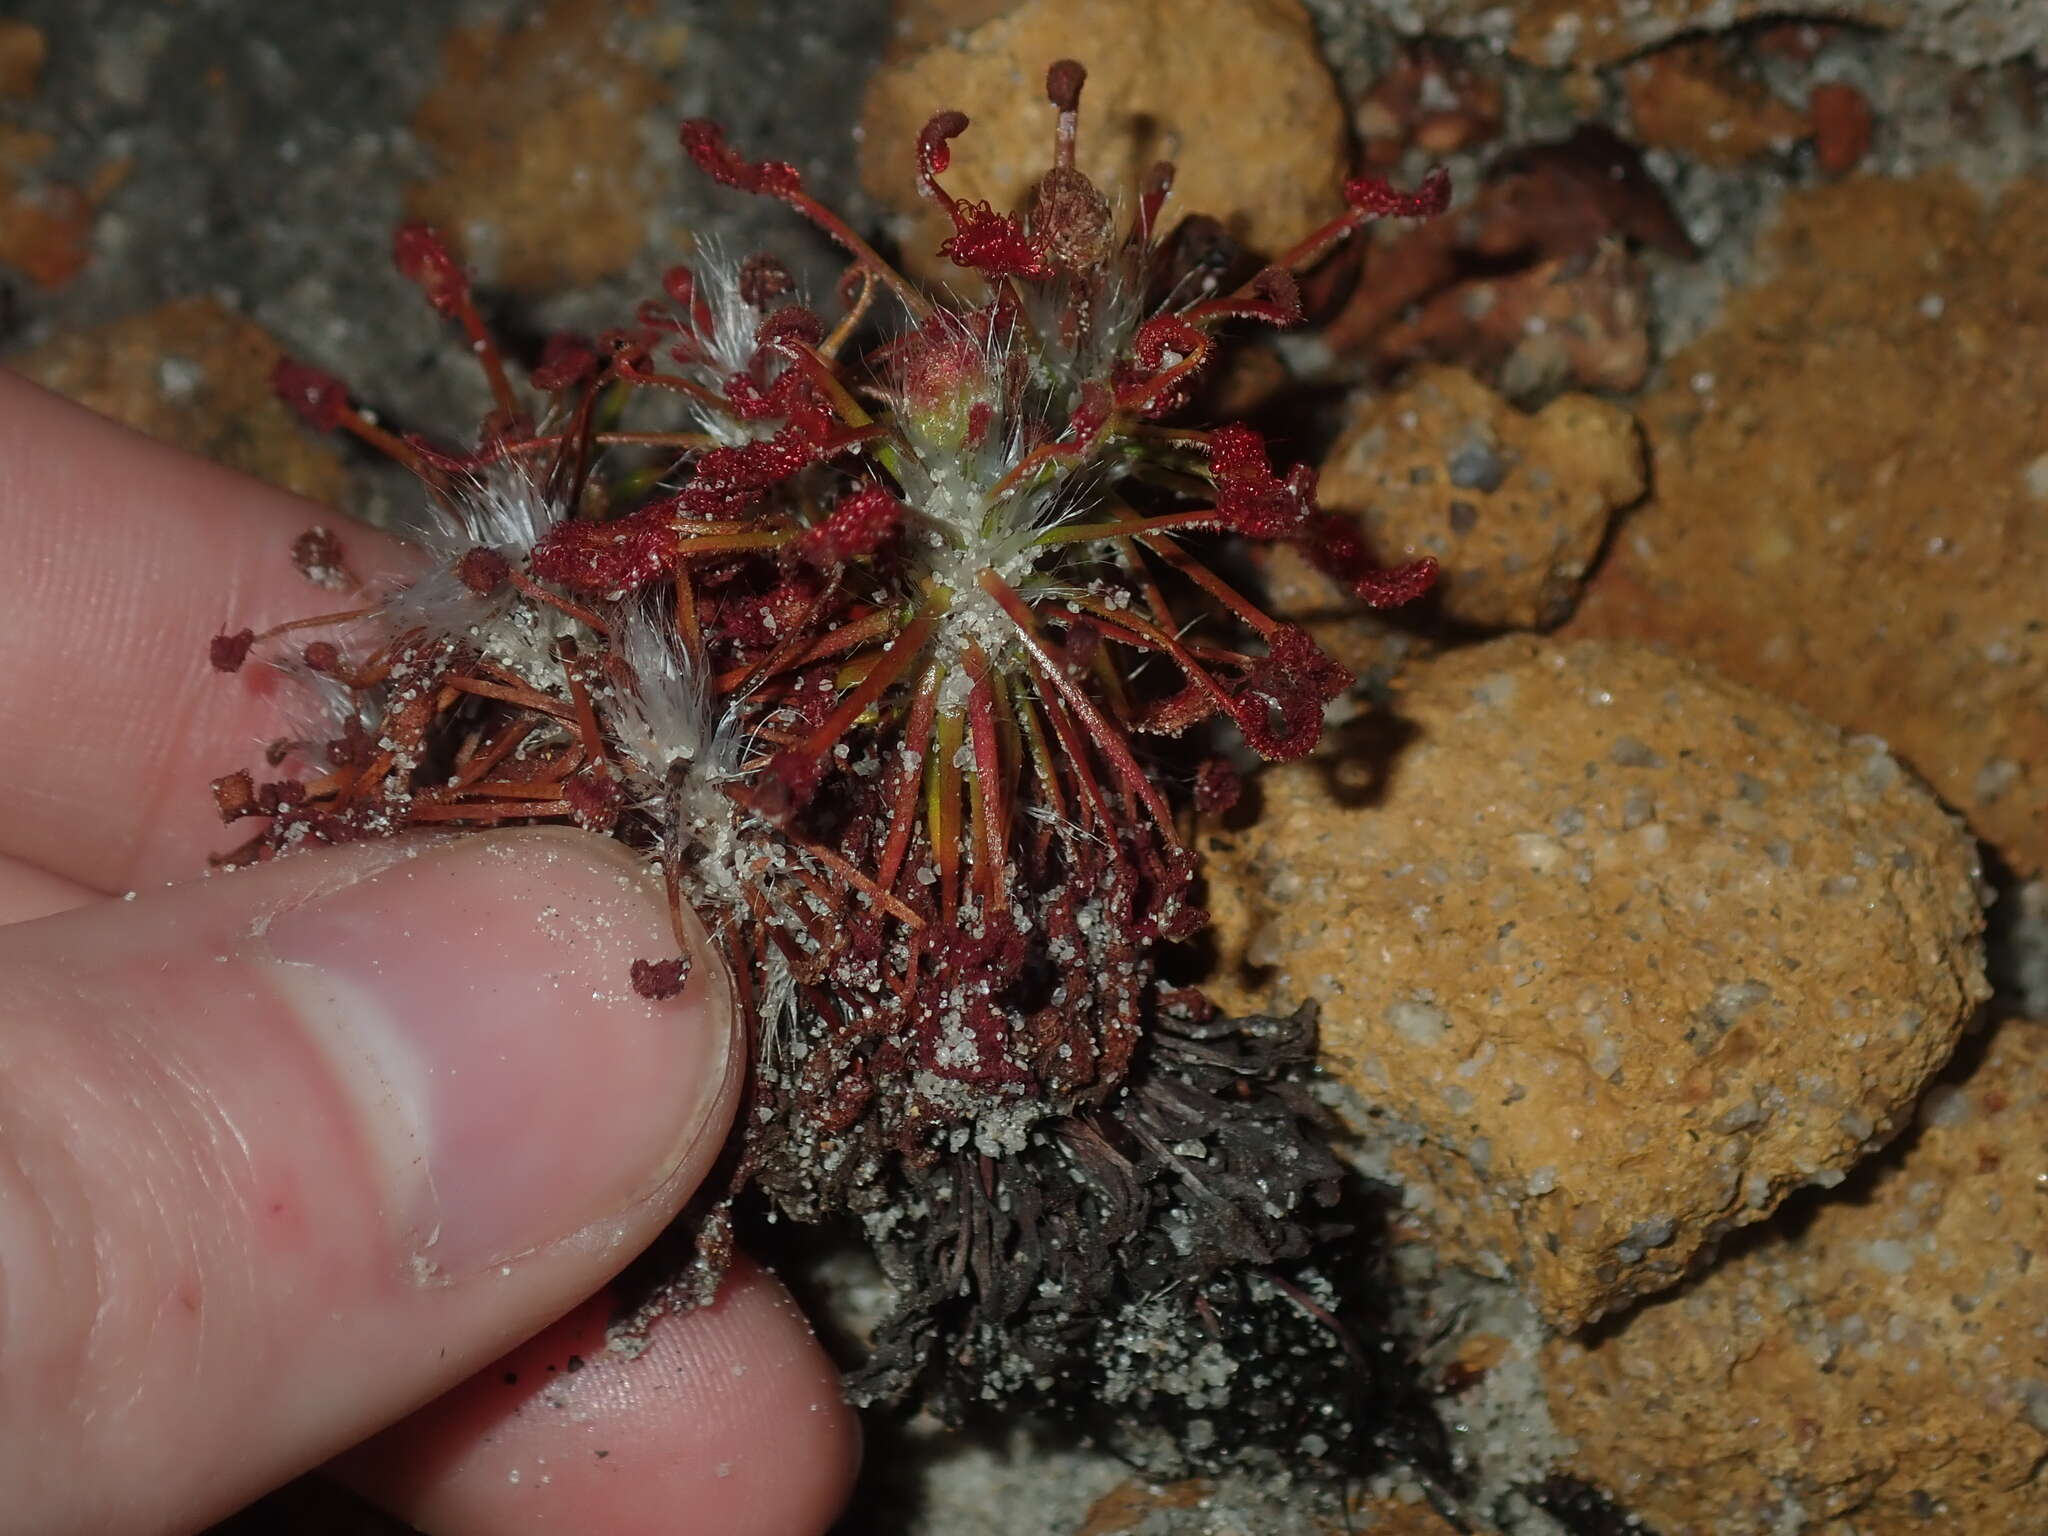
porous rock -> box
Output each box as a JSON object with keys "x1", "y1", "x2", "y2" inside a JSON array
[
  {"x1": 1620, "y1": 39, "x2": 1811, "y2": 167},
  {"x1": 1077, "y1": 1480, "x2": 1214, "y2": 1535},
  {"x1": 1251, "y1": 540, "x2": 1417, "y2": 685},
  {"x1": 1202, "y1": 636, "x2": 1989, "y2": 1328},
  {"x1": 1546, "y1": 1015, "x2": 2048, "y2": 1533},
  {"x1": 0, "y1": 120, "x2": 117, "y2": 292},
  {"x1": 14, "y1": 295, "x2": 349, "y2": 503},
  {"x1": 0, "y1": 19, "x2": 45, "y2": 101},
  {"x1": 1316, "y1": 365, "x2": 1645, "y2": 632},
  {"x1": 860, "y1": 0, "x2": 1348, "y2": 284},
  {"x1": 1075, "y1": 1477, "x2": 1457, "y2": 1535},
  {"x1": 886, "y1": 0, "x2": 1017, "y2": 59},
  {"x1": 406, "y1": 0, "x2": 660, "y2": 292},
  {"x1": 1357, "y1": 0, "x2": 2042, "y2": 70},
  {"x1": 1567, "y1": 175, "x2": 2048, "y2": 877},
  {"x1": 1809, "y1": 80, "x2": 1876, "y2": 177}
]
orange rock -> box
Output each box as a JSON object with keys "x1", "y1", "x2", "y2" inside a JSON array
[
  {"x1": 1075, "y1": 1476, "x2": 1458, "y2": 1534},
  {"x1": 1753, "y1": 21, "x2": 1845, "y2": 60},
  {"x1": 1440, "y1": 1330, "x2": 1509, "y2": 1391},
  {"x1": 859, "y1": 0, "x2": 1348, "y2": 287},
  {"x1": 1076, "y1": 1479, "x2": 1211, "y2": 1534},
  {"x1": 1249, "y1": 541, "x2": 1418, "y2": 684},
  {"x1": 1355, "y1": 43, "x2": 1504, "y2": 170},
  {"x1": 0, "y1": 122, "x2": 46, "y2": 174},
  {"x1": 885, "y1": 0, "x2": 1018, "y2": 60},
  {"x1": 1387, "y1": 0, "x2": 2040, "y2": 70},
  {"x1": 1622, "y1": 41, "x2": 1810, "y2": 167},
  {"x1": 0, "y1": 19, "x2": 46, "y2": 101},
  {"x1": 14, "y1": 297, "x2": 350, "y2": 504},
  {"x1": 1323, "y1": 128, "x2": 1681, "y2": 393},
  {"x1": 407, "y1": 0, "x2": 660, "y2": 292},
  {"x1": 1548, "y1": 1016, "x2": 2048, "y2": 1533},
  {"x1": 1567, "y1": 174, "x2": 2048, "y2": 875},
  {"x1": 1390, "y1": 1, "x2": 1906, "y2": 70},
  {"x1": 1379, "y1": 244, "x2": 1653, "y2": 399},
  {"x1": 0, "y1": 176, "x2": 93, "y2": 289},
  {"x1": 0, "y1": 122, "x2": 108, "y2": 291},
  {"x1": 1204, "y1": 637, "x2": 1989, "y2": 1329},
  {"x1": 1315, "y1": 365, "x2": 1645, "y2": 631},
  {"x1": 1809, "y1": 80, "x2": 1875, "y2": 175}
]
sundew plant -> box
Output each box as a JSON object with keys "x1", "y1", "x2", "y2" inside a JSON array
[{"x1": 210, "y1": 62, "x2": 1448, "y2": 1472}]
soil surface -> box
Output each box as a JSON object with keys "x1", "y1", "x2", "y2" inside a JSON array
[{"x1": 8, "y1": 3, "x2": 2046, "y2": 1534}]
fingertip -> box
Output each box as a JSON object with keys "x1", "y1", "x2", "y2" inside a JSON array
[
  {"x1": 260, "y1": 825, "x2": 741, "y2": 1284},
  {"x1": 0, "y1": 853, "x2": 95, "y2": 925},
  {"x1": 0, "y1": 369, "x2": 414, "y2": 892},
  {"x1": 0, "y1": 830, "x2": 742, "y2": 1531},
  {"x1": 334, "y1": 1262, "x2": 858, "y2": 1536}
]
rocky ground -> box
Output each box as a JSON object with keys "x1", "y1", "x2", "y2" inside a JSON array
[{"x1": 6, "y1": 2, "x2": 2046, "y2": 1533}]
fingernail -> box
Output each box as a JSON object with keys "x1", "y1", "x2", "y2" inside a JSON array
[{"x1": 261, "y1": 827, "x2": 734, "y2": 1280}]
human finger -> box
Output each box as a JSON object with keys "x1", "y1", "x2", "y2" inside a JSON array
[
  {"x1": 0, "y1": 826, "x2": 738, "y2": 1534},
  {"x1": 334, "y1": 1265, "x2": 858, "y2": 1536},
  {"x1": 0, "y1": 367, "x2": 411, "y2": 892},
  {"x1": 0, "y1": 851, "x2": 94, "y2": 924}
]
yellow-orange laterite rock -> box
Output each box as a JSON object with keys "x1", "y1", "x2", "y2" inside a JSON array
[
  {"x1": 1204, "y1": 636, "x2": 1989, "y2": 1329},
  {"x1": 1548, "y1": 1015, "x2": 2048, "y2": 1534},
  {"x1": 862, "y1": 0, "x2": 1348, "y2": 285}
]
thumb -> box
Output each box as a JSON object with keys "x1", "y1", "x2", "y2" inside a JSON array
[{"x1": 0, "y1": 826, "x2": 739, "y2": 1536}]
